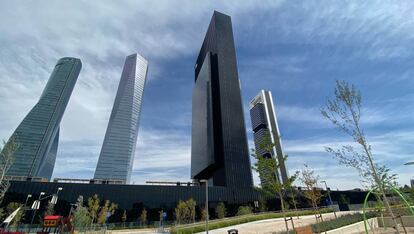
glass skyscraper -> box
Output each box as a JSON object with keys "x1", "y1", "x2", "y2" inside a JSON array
[
  {"x1": 191, "y1": 11, "x2": 253, "y2": 188},
  {"x1": 94, "y1": 53, "x2": 148, "y2": 184},
  {"x1": 2, "y1": 57, "x2": 82, "y2": 181},
  {"x1": 250, "y1": 90, "x2": 289, "y2": 185}
]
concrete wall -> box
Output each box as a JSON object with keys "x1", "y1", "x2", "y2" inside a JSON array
[
  {"x1": 326, "y1": 218, "x2": 378, "y2": 234},
  {"x1": 378, "y1": 216, "x2": 414, "y2": 227}
]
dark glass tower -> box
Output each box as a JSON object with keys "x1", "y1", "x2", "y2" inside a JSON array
[
  {"x1": 191, "y1": 11, "x2": 253, "y2": 188},
  {"x1": 2, "y1": 57, "x2": 82, "y2": 181}
]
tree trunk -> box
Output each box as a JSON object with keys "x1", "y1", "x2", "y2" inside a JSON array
[
  {"x1": 290, "y1": 191, "x2": 299, "y2": 219},
  {"x1": 351, "y1": 110, "x2": 401, "y2": 234},
  {"x1": 363, "y1": 142, "x2": 400, "y2": 233},
  {"x1": 279, "y1": 191, "x2": 289, "y2": 232}
]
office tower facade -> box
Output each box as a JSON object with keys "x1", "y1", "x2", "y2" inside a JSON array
[
  {"x1": 2, "y1": 57, "x2": 82, "y2": 181},
  {"x1": 250, "y1": 90, "x2": 288, "y2": 185},
  {"x1": 94, "y1": 53, "x2": 148, "y2": 184},
  {"x1": 191, "y1": 11, "x2": 253, "y2": 188}
]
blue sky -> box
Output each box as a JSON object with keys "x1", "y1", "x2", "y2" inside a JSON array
[{"x1": 1, "y1": 1, "x2": 413, "y2": 189}]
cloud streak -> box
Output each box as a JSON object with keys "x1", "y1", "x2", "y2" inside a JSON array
[{"x1": 1, "y1": 1, "x2": 413, "y2": 189}]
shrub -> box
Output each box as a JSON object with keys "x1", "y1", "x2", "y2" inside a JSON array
[
  {"x1": 215, "y1": 202, "x2": 227, "y2": 219},
  {"x1": 311, "y1": 212, "x2": 377, "y2": 233},
  {"x1": 236, "y1": 206, "x2": 252, "y2": 216}
]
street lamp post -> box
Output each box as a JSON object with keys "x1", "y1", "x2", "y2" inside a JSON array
[
  {"x1": 30, "y1": 192, "x2": 45, "y2": 227},
  {"x1": 17, "y1": 194, "x2": 32, "y2": 231},
  {"x1": 24, "y1": 194, "x2": 32, "y2": 208},
  {"x1": 320, "y1": 181, "x2": 336, "y2": 218},
  {"x1": 51, "y1": 187, "x2": 63, "y2": 207},
  {"x1": 200, "y1": 179, "x2": 208, "y2": 234}
]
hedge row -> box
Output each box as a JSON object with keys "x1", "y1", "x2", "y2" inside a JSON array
[{"x1": 311, "y1": 212, "x2": 377, "y2": 233}]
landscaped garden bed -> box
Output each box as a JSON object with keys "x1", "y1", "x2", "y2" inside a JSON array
[
  {"x1": 171, "y1": 208, "x2": 333, "y2": 234},
  {"x1": 311, "y1": 212, "x2": 377, "y2": 233}
]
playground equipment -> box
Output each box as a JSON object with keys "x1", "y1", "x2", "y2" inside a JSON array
[
  {"x1": 362, "y1": 183, "x2": 414, "y2": 234},
  {"x1": 0, "y1": 207, "x2": 22, "y2": 229}
]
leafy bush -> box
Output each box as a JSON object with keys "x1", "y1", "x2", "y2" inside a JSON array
[
  {"x1": 236, "y1": 206, "x2": 252, "y2": 216},
  {"x1": 311, "y1": 212, "x2": 377, "y2": 233},
  {"x1": 216, "y1": 202, "x2": 227, "y2": 219}
]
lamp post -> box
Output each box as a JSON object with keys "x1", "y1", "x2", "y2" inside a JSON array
[
  {"x1": 17, "y1": 194, "x2": 32, "y2": 231},
  {"x1": 47, "y1": 187, "x2": 63, "y2": 217},
  {"x1": 320, "y1": 181, "x2": 336, "y2": 218},
  {"x1": 30, "y1": 192, "x2": 45, "y2": 227},
  {"x1": 200, "y1": 179, "x2": 208, "y2": 234},
  {"x1": 24, "y1": 194, "x2": 32, "y2": 208},
  {"x1": 51, "y1": 187, "x2": 63, "y2": 206}
]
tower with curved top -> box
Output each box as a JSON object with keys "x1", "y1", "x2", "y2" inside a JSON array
[{"x1": 2, "y1": 57, "x2": 82, "y2": 181}]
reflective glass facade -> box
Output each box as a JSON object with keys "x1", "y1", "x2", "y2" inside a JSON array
[
  {"x1": 192, "y1": 11, "x2": 253, "y2": 188},
  {"x1": 249, "y1": 90, "x2": 288, "y2": 185},
  {"x1": 94, "y1": 53, "x2": 148, "y2": 183},
  {"x1": 2, "y1": 58, "x2": 82, "y2": 180}
]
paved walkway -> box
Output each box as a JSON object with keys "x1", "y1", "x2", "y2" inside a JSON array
[{"x1": 198, "y1": 211, "x2": 358, "y2": 234}]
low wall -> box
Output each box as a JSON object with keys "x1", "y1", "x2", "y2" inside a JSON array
[
  {"x1": 378, "y1": 216, "x2": 414, "y2": 227},
  {"x1": 326, "y1": 218, "x2": 378, "y2": 234},
  {"x1": 347, "y1": 204, "x2": 364, "y2": 211}
]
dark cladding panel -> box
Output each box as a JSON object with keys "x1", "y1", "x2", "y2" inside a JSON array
[
  {"x1": 191, "y1": 53, "x2": 215, "y2": 178},
  {"x1": 5, "y1": 181, "x2": 259, "y2": 210},
  {"x1": 250, "y1": 103, "x2": 267, "y2": 131}
]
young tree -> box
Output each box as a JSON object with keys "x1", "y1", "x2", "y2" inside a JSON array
[
  {"x1": 200, "y1": 206, "x2": 207, "y2": 221},
  {"x1": 175, "y1": 200, "x2": 186, "y2": 224},
  {"x1": 174, "y1": 198, "x2": 196, "y2": 224},
  {"x1": 284, "y1": 170, "x2": 300, "y2": 218},
  {"x1": 251, "y1": 131, "x2": 298, "y2": 232},
  {"x1": 186, "y1": 198, "x2": 196, "y2": 223},
  {"x1": 97, "y1": 200, "x2": 117, "y2": 224},
  {"x1": 215, "y1": 202, "x2": 227, "y2": 219},
  {"x1": 236, "y1": 206, "x2": 252, "y2": 216},
  {"x1": 0, "y1": 208, "x2": 5, "y2": 221},
  {"x1": 321, "y1": 80, "x2": 400, "y2": 232},
  {"x1": 410, "y1": 188, "x2": 414, "y2": 204},
  {"x1": 44, "y1": 201, "x2": 54, "y2": 216},
  {"x1": 72, "y1": 195, "x2": 91, "y2": 229},
  {"x1": 5, "y1": 202, "x2": 23, "y2": 227},
  {"x1": 299, "y1": 165, "x2": 324, "y2": 224},
  {"x1": 0, "y1": 138, "x2": 19, "y2": 201},
  {"x1": 258, "y1": 197, "x2": 267, "y2": 212},
  {"x1": 87, "y1": 194, "x2": 100, "y2": 225},
  {"x1": 140, "y1": 208, "x2": 147, "y2": 225},
  {"x1": 121, "y1": 210, "x2": 127, "y2": 224},
  {"x1": 73, "y1": 206, "x2": 91, "y2": 228}
]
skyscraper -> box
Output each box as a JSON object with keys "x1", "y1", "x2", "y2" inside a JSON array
[
  {"x1": 250, "y1": 90, "x2": 288, "y2": 185},
  {"x1": 191, "y1": 11, "x2": 253, "y2": 188},
  {"x1": 94, "y1": 53, "x2": 148, "y2": 184},
  {"x1": 2, "y1": 57, "x2": 82, "y2": 181}
]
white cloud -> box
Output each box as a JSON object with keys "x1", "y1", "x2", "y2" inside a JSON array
[
  {"x1": 1, "y1": 1, "x2": 414, "y2": 191},
  {"x1": 282, "y1": 129, "x2": 414, "y2": 189}
]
